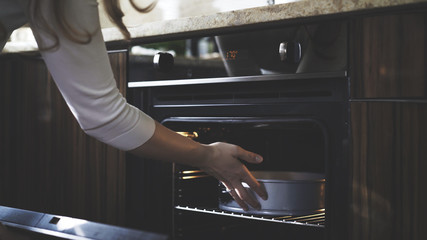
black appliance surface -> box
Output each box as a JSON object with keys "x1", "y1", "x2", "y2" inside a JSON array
[
  {"x1": 129, "y1": 21, "x2": 347, "y2": 82},
  {"x1": 127, "y1": 19, "x2": 349, "y2": 240}
]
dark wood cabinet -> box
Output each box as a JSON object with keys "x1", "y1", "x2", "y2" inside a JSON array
[
  {"x1": 350, "y1": 11, "x2": 427, "y2": 99},
  {"x1": 349, "y1": 9, "x2": 427, "y2": 240},
  {"x1": 0, "y1": 50, "x2": 127, "y2": 226},
  {"x1": 350, "y1": 102, "x2": 427, "y2": 240}
]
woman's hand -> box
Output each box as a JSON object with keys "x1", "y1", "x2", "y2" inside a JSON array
[
  {"x1": 197, "y1": 142, "x2": 268, "y2": 211},
  {"x1": 130, "y1": 122, "x2": 268, "y2": 210}
]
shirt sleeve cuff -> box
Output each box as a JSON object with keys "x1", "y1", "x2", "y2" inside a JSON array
[{"x1": 103, "y1": 111, "x2": 156, "y2": 151}]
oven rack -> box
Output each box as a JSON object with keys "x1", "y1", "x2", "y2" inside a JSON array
[{"x1": 175, "y1": 206, "x2": 325, "y2": 228}]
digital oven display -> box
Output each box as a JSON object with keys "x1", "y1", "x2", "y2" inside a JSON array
[{"x1": 224, "y1": 49, "x2": 248, "y2": 61}]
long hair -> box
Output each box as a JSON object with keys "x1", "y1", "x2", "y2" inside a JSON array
[
  {"x1": 103, "y1": 0, "x2": 156, "y2": 40},
  {"x1": 1, "y1": 0, "x2": 157, "y2": 51}
]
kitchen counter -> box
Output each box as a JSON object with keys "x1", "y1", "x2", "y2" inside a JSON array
[
  {"x1": 106, "y1": 0, "x2": 427, "y2": 42},
  {"x1": 3, "y1": 0, "x2": 427, "y2": 52}
]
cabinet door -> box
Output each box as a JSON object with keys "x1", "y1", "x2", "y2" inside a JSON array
[
  {"x1": 350, "y1": 12, "x2": 427, "y2": 99},
  {"x1": 0, "y1": 50, "x2": 127, "y2": 226},
  {"x1": 350, "y1": 102, "x2": 427, "y2": 240}
]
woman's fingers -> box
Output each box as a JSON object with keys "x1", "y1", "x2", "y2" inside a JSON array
[
  {"x1": 233, "y1": 181, "x2": 261, "y2": 210},
  {"x1": 235, "y1": 145, "x2": 263, "y2": 164},
  {"x1": 241, "y1": 170, "x2": 268, "y2": 201},
  {"x1": 223, "y1": 179, "x2": 262, "y2": 211},
  {"x1": 222, "y1": 181, "x2": 249, "y2": 211},
  {"x1": 234, "y1": 147, "x2": 268, "y2": 201},
  {"x1": 206, "y1": 142, "x2": 268, "y2": 211}
]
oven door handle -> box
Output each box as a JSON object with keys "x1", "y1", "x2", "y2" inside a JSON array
[{"x1": 128, "y1": 71, "x2": 347, "y2": 88}]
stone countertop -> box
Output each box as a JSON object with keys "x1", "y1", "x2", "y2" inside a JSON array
[
  {"x1": 3, "y1": 0, "x2": 427, "y2": 52},
  {"x1": 103, "y1": 0, "x2": 427, "y2": 43}
]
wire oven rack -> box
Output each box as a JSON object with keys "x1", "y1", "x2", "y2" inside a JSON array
[{"x1": 175, "y1": 206, "x2": 325, "y2": 228}]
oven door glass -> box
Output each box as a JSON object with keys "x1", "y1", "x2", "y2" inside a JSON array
[{"x1": 164, "y1": 117, "x2": 327, "y2": 239}]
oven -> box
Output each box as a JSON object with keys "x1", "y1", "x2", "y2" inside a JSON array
[{"x1": 126, "y1": 19, "x2": 349, "y2": 240}]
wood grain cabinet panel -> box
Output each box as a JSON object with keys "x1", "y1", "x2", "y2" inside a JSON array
[
  {"x1": 0, "y1": 50, "x2": 127, "y2": 226},
  {"x1": 350, "y1": 102, "x2": 427, "y2": 240},
  {"x1": 350, "y1": 12, "x2": 427, "y2": 99}
]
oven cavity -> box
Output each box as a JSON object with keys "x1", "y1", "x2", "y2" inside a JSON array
[{"x1": 127, "y1": 20, "x2": 348, "y2": 240}]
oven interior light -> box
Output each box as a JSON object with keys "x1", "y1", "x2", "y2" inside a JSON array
[
  {"x1": 181, "y1": 170, "x2": 203, "y2": 174},
  {"x1": 181, "y1": 175, "x2": 210, "y2": 180},
  {"x1": 176, "y1": 131, "x2": 199, "y2": 139}
]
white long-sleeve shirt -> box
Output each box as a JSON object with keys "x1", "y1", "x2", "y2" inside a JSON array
[{"x1": 0, "y1": 0, "x2": 155, "y2": 151}]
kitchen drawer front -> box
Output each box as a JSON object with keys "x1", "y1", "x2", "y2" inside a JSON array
[
  {"x1": 350, "y1": 11, "x2": 427, "y2": 99},
  {"x1": 349, "y1": 102, "x2": 427, "y2": 240}
]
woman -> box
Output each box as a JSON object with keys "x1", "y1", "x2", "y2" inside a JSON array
[{"x1": 0, "y1": 0, "x2": 267, "y2": 213}]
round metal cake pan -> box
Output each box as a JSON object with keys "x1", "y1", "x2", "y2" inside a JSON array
[{"x1": 219, "y1": 171, "x2": 325, "y2": 216}]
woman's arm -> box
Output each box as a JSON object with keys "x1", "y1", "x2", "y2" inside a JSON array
[
  {"x1": 27, "y1": 0, "x2": 156, "y2": 151},
  {"x1": 130, "y1": 121, "x2": 268, "y2": 210},
  {"x1": 27, "y1": 0, "x2": 267, "y2": 210}
]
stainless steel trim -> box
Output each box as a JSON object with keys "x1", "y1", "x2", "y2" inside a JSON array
[
  {"x1": 107, "y1": 49, "x2": 127, "y2": 54},
  {"x1": 2, "y1": 222, "x2": 89, "y2": 240},
  {"x1": 350, "y1": 98, "x2": 427, "y2": 103},
  {"x1": 128, "y1": 71, "x2": 347, "y2": 88},
  {"x1": 0, "y1": 205, "x2": 168, "y2": 240}
]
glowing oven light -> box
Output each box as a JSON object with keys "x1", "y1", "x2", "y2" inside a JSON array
[
  {"x1": 176, "y1": 131, "x2": 199, "y2": 139},
  {"x1": 181, "y1": 170, "x2": 203, "y2": 174},
  {"x1": 181, "y1": 175, "x2": 209, "y2": 180}
]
